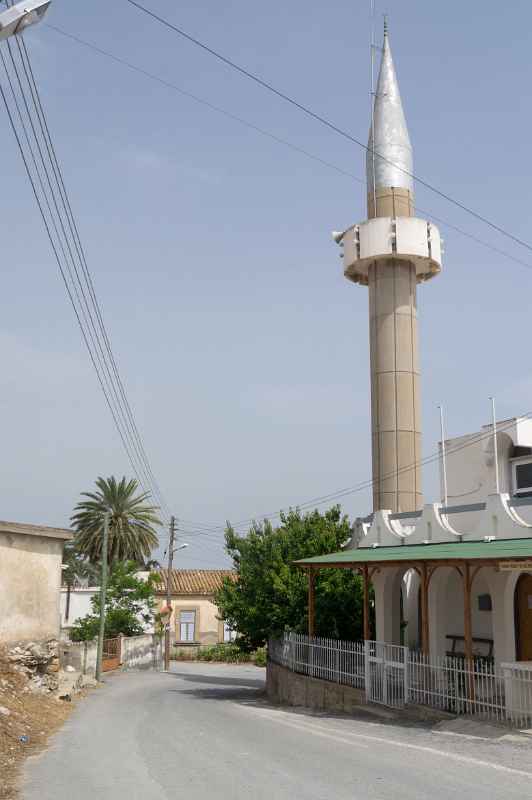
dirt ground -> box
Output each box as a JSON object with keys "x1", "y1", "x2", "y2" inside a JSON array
[{"x1": 0, "y1": 652, "x2": 73, "y2": 800}]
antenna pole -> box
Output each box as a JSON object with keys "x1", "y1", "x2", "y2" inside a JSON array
[
  {"x1": 489, "y1": 397, "x2": 500, "y2": 493},
  {"x1": 438, "y1": 405, "x2": 448, "y2": 507},
  {"x1": 370, "y1": 0, "x2": 377, "y2": 215}
]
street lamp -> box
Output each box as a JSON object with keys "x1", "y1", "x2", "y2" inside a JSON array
[{"x1": 0, "y1": 1, "x2": 51, "y2": 41}]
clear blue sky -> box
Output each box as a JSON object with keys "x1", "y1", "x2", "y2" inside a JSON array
[{"x1": 1, "y1": 0, "x2": 531, "y2": 567}]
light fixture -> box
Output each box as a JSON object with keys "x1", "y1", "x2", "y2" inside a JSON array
[{"x1": 0, "y1": 1, "x2": 51, "y2": 41}]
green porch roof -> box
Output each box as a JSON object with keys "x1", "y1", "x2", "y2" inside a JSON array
[{"x1": 294, "y1": 538, "x2": 532, "y2": 567}]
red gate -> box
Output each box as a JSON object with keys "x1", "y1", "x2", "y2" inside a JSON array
[{"x1": 102, "y1": 637, "x2": 121, "y2": 672}]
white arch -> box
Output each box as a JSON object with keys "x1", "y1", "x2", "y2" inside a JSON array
[
  {"x1": 372, "y1": 566, "x2": 408, "y2": 645},
  {"x1": 428, "y1": 565, "x2": 495, "y2": 659}
]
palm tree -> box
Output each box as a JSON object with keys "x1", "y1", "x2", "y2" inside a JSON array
[{"x1": 71, "y1": 476, "x2": 161, "y2": 565}]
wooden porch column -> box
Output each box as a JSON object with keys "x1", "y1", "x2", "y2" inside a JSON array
[
  {"x1": 420, "y1": 562, "x2": 430, "y2": 655},
  {"x1": 362, "y1": 566, "x2": 371, "y2": 641},
  {"x1": 462, "y1": 562, "x2": 473, "y2": 664},
  {"x1": 308, "y1": 568, "x2": 316, "y2": 637}
]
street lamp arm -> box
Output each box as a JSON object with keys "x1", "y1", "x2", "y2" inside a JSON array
[{"x1": 0, "y1": 1, "x2": 51, "y2": 41}]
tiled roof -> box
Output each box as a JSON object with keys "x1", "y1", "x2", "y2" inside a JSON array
[
  {"x1": 0, "y1": 519, "x2": 73, "y2": 541},
  {"x1": 155, "y1": 569, "x2": 235, "y2": 596}
]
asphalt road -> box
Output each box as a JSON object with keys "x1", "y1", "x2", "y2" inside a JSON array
[{"x1": 23, "y1": 663, "x2": 532, "y2": 799}]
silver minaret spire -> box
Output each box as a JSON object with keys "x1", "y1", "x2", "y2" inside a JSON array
[{"x1": 366, "y1": 26, "x2": 414, "y2": 196}]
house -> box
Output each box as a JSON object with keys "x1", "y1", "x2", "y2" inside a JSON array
[
  {"x1": 155, "y1": 569, "x2": 236, "y2": 656},
  {"x1": 0, "y1": 519, "x2": 73, "y2": 645}
]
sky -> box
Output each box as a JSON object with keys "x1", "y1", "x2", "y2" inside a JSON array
[{"x1": 1, "y1": 0, "x2": 532, "y2": 568}]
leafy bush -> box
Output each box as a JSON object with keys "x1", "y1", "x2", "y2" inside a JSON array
[
  {"x1": 69, "y1": 561, "x2": 157, "y2": 642},
  {"x1": 197, "y1": 644, "x2": 250, "y2": 663},
  {"x1": 253, "y1": 647, "x2": 267, "y2": 667},
  {"x1": 196, "y1": 643, "x2": 267, "y2": 665}
]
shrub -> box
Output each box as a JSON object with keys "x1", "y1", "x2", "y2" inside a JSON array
[
  {"x1": 196, "y1": 643, "x2": 267, "y2": 665},
  {"x1": 252, "y1": 647, "x2": 267, "y2": 667}
]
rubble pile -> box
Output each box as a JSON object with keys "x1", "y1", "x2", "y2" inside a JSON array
[
  {"x1": 0, "y1": 648, "x2": 71, "y2": 799},
  {"x1": 7, "y1": 640, "x2": 60, "y2": 693}
]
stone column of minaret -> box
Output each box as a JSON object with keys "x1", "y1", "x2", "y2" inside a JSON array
[{"x1": 334, "y1": 26, "x2": 442, "y2": 513}]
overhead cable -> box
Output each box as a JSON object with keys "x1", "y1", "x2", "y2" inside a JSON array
[
  {"x1": 0, "y1": 33, "x2": 172, "y2": 525},
  {"x1": 124, "y1": 0, "x2": 532, "y2": 255},
  {"x1": 46, "y1": 23, "x2": 532, "y2": 276}
]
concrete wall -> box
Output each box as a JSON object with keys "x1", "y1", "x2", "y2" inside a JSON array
[
  {"x1": 59, "y1": 638, "x2": 98, "y2": 676},
  {"x1": 59, "y1": 634, "x2": 162, "y2": 676},
  {"x1": 442, "y1": 417, "x2": 532, "y2": 533},
  {"x1": 0, "y1": 530, "x2": 65, "y2": 644},
  {"x1": 266, "y1": 660, "x2": 366, "y2": 714},
  {"x1": 60, "y1": 587, "x2": 98, "y2": 629},
  {"x1": 121, "y1": 634, "x2": 162, "y2": 671}
]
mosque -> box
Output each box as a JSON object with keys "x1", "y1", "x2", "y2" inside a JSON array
[{"x1": 297, "y1": 25, "x2": 532, "y2": 672}]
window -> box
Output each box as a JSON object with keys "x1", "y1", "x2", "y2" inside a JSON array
[
  {"x1": 179, "y1": 610, "x2": 196, "y2": 642},
  {"x1": 514, "y1": 460, "x2": 532, "y2": 496},
  {"x1": 478, "y1": 594, "x2": 492, "y2": 612},
  {"x1": 223, "y1": 621, "x2": 236, "y2": 643}
]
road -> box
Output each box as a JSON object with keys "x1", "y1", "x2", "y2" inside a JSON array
[{"x1": 23, "y1": 663, "x2": 532, "y2": 799}]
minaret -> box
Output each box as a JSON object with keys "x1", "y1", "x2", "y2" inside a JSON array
[{"x1": 335, "y1": 25, "x2": 442, "y2": 513}]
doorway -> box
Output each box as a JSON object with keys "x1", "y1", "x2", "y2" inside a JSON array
[{"x1": 515, "y1": 574, "x2": 532, "y2": 661}]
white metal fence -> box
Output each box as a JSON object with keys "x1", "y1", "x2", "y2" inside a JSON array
[
  {"x1": 269, "y1": 633, "x2": 532, "y2": 728},
  {"x1": 269, "y1": 633, "x2": 366, "y2": 689}
]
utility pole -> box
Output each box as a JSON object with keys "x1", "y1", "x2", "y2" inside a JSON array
[
  {"x1": 95, "y1": 511, "x2": 110, "y2": 682},
  {"x1": 164, "y1": 516, "x2": 176, "y2": 672}
]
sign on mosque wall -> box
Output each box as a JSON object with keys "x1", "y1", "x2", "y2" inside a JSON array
[{"x1": 498, "y1": 561, "x2": 532, "y2": 572}]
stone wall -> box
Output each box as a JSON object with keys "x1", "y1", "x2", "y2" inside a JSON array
[{"x1": 266, "y1": 660, "x2": 366, "y2": 714}]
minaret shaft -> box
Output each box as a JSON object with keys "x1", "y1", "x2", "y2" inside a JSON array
[{"x1": 367, "y1": 183, "x2": 422, "y2": 512}]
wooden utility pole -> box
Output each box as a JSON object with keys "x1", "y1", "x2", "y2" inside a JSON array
[
  {"x1": 95, "y1": 512, "x2": 110, "y2": 682},
  {"x1": 462, "y1": 562, "x2": 473, "y2": 664},
  {"x1": 362, "y1": 566, "x2": 371, "y2": 641},
  {"x1": 420, "y1": 562, "x2": 430, "y2": 656},
  {"x1": 308, "y1": 569, "x2": 316, "y2": 637},
  {"x1": 164, "y1": 516, "x2": 176, "y2": 672}
]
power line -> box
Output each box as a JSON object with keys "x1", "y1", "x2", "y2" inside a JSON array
[
  {"x1": 175, "y1": 412, "x2": 532, "y2": 537},
  {"x1": 18, "y1": 35, "x2": 173, "y2": 521},
  {"x1": 0, "y1": 32, "x2": 173, "y2": 527},
  {"x1": 45, "y1": 23, "x2": 532, "y2": 277},
  {"x1": 124, "y1": 0, "x2": 532, "y2": 255}
]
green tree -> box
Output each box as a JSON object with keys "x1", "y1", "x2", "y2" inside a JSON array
[
  {"x1": 216, "y1": 506, "x2": 364, "y2": 650},
  {"x1": 62, "y1": 542, "x2": 100, "y2": 623},
  {"x1": 71, "y1": 476, "x2": 161, "y2": 565},
  {"x1": 69, "y1": 561, "x2": 157, "y2": 641}
]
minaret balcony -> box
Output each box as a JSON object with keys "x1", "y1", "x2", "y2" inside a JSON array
[{"x1": 338, "y1": 216, "x2": 442, "y2": 286}]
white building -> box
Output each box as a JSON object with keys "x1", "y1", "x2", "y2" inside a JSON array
[{"x1": 299, "y1": 415, "x2": 532, "y2": 670}]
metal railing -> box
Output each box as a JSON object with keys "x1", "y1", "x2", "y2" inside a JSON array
[
  {"x1": 408, "y1": 651, "x2": 506, "y2": 720},
  {"x1": 269, "y1": 632, "x2": 532, "y2": 728},
  {"x1": 269, "y1": 633, "x2": 365, "y2": 689}
]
